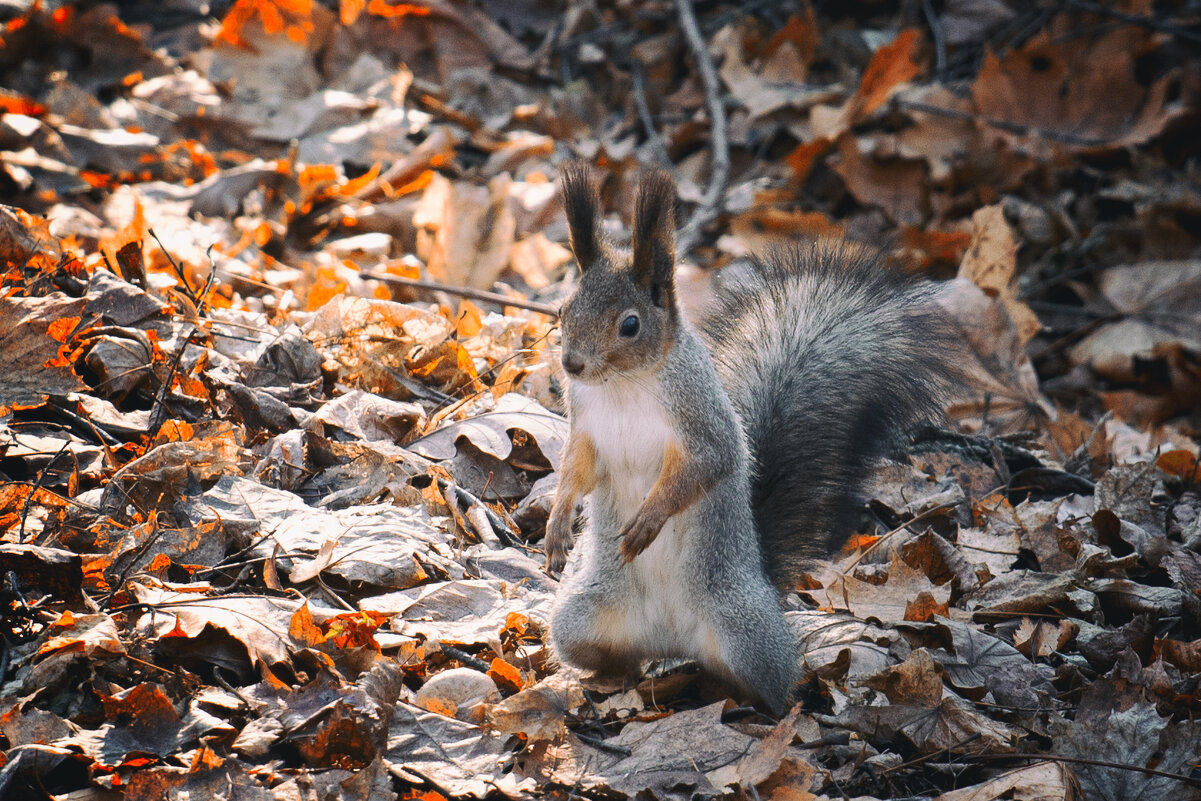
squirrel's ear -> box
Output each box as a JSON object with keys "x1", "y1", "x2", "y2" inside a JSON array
[
  {"x1": 632, "y1": 169, "x2": 677, "y2": 307},
  {"x1": 560, "y1": 162, "x2": 602, "y2": 271}
]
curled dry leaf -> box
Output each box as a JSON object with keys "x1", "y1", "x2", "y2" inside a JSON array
[{"x1": 409, "y1": 392, "x2": 567, "y2": 471}]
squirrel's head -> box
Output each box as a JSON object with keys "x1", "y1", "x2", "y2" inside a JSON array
[{"x1": 556, "y1": 163, "x2": 679, "y2": 385}]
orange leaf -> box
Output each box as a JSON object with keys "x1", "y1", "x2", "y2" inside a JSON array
[
  {"x1": 454, "y1": 300, "x2": 482, "y2": 337},
  {"x1": 163, "y1": 616, "x2": 189, "y2": 638},
  {"x1": 46, "y1": 316, "x2": 81, "y2": 343},
  {"x1": 147, "y1": 553, "x2": 172, "y2": 573},
  {"x1": 289, "y1": 602, "x2": 327, "y2": 647},
  {"x1": 784, "y1": 138, "x2": 829, "y2": 184},
  {"x1": 1157, "y1": 450, "x2": 1200, "y2": 483},
  {"x1": 82, "y1": 556, "x2": 112, "y2": 593},
  {"x1": 842, "y1": 533, "x2": 880, "y2": 553},
  {"x1": 764, "y1": 8, "x2": 818, "y2": 65},
  {"x1": 900, "y1": 226, "x2": 973, "y2": 269},
  {"x1": 0, "y1": 89, "x2": 45, "y2": 116},
  {"x1": 305, "y1": 269, "x2": 347, "y2": 310},
  {"x1": 367, "y1": 0, "x2": 432, "y2": 18},
  {"x1": 487, "y1": 657, "x2": 523, "y2": 693},
  {"x1": 854, "y1": 29, "x2": 922, "y2": 117},
  {"x1": 337, "y1": 162, "x2": 381, "y2": 197},
  {"x1": 324, "y1": 610, "x2": 387, "y2": 649},
  {"x1": 903, "y1": 590, "x2": 948, "y2": 622},
  {"x1": 300, "y1": 164, "x2": 338, "y2": 186},
  {"x1": 394, "y1": 168, "x2": 434, "y2": 196},
  {"x1": 504, "y1": 612, "x2": 529, "y2": 635},
  {"x1": 341, "y1": 0, "x2": 366, "y2": 25}
]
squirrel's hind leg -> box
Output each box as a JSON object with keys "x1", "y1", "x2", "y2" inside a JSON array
[
  {"x1": 702, "y1": 604, "x2": 799, "y2": 716},
  {"x1": 550, "y1": 590, "x2": 641, "y2": 676}
]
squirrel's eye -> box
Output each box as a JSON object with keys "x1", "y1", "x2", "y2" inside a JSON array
[{"x1": 619, "y1": 315, "x2": 640, "y2": 338}]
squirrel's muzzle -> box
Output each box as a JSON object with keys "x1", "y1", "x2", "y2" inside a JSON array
[{"x1": 562, "y1": 353, "x2": 586, "y2": 376}]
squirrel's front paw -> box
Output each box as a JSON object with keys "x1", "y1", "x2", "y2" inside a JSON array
[
  {"x1": 543, "y1": 509, "x2": 574, "y2": 576},
  {"x1": 619, "y1": 508, "x2": 666, "y2": 563}
]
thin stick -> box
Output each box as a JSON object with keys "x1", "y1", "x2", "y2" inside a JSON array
[
  {"x1": 359, "y1": 271, "x2": 559, "y2": 316},
  {"x1": 19, "y1": 440, "x2": 70, "y2": 544},
  {"x1": 674, "y1": 0, "x2": 729, "y2": 256},
  {"x1": 572, "y1": 730, "x2": 633, "y2": 757},
  {"x1": 877, "y1": 733, "x2": 982, "y2": 775},
  {"x1": 441, "y1": 645, "x2": 491, "y2": 673},
  {"x1": 147, "y1": 228, "x2": 197, "y2": 305},
  {"x1": 923, "y1": 0, "x2": 946, "y2": 79},
  {"x1": 632, "y1": 62, "x2": 671, "y2": 166},
  {"x1": 1064, "y1": 0, "x2": 1201, "y2": 44},
  {"x1": 965, "y1": 752, "x2": 1201, "y2": 788},
  {"x1": 439, "y1": 478, "x2": 521, "y2": 549},
  {"x1": 893, "y1": 98, "x2": 1121, "y2": 148},
  {"x1": 842, "y1": 500, "x2": 961, "y2": 571},
  {"x1": 147, "y1": 327, "x2": 197, "y2": 441}
]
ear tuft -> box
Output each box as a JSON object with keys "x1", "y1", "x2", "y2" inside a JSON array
[
  {"x1": 560, "y1": 161, "x2": 602, "y2": 271},
  {"x1": 632, "y1": 169, "x2": 677, "y2": 305}
]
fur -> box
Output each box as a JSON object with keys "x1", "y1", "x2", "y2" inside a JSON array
[
  {"x1": 552, "y1": 332, "x2": 797, "y2": 710},
  {"x1": 699, "y1": 244, "x2": 951, "y2": 587},
  {"x1": 547, "y1": 165, "x2": 949, "y2": 713}
]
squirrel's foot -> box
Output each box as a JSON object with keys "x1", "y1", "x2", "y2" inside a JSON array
[
  {"x1": 619, "y1": 508, "x2": 667, "y2": 563},
  {"x1": 543, "y1": 508, "x2": 575, "y2": 576}
]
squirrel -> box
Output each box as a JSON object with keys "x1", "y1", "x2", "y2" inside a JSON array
[{"x1": 543, "y1": 163, "x2": 949, "y2": 714}]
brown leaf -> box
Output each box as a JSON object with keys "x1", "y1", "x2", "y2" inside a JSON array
[
  {"x1": 933, "y1": 761, "x2": 1081, "y2": 801},
  {"x1": 838, "y1": 693, "x2": 1019, "y2": 754},
  {"x1": 821, "y1": 552, "x2": 951, "y2": 624},
  {"x1": 489, "y1": 671, "x2": 583, "y2": 740},
  {"x1": 0, "y1": 294, "x2": 88, "y2": 408},
  {"x1": 971, "y1": 27, "x2": 1179, "y2": 151},
  {"x1": 708, "y1": 705, "x2": 822, "y2": 793},
  {"x1": 866, "y1": 648, "x2": 944, "y2": 707},
  {"x1": 385, "y1": 701, "x2": 535, "y2": 797},
  {"x1": 833, "y1": 133, "x2": 927, "y2": 226},
  {"x1": 939, "y1": 277, "x2": 1054, "y2": 433},
  {"x1": 0, "y1": 545, "x2": 83, "y2": 605},
  {"x1": 416, "y1": 173, "x2": 517, "y2": 291}
]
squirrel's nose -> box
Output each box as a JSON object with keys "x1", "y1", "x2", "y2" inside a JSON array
[{"x1": 562, "y1": 354, "x2": 585, "y2": 376}]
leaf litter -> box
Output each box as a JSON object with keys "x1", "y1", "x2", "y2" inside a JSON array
[{"x1": 0, "y1": 1, "x2": 1200, "y2": 800}]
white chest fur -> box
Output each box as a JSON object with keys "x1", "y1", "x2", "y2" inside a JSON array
[
  {"x1": 570, "y1": 375, "x2": 672, "y2": 514},
  {"x1": 567, "y1": 376, "x2": 703, "y2": 652}
]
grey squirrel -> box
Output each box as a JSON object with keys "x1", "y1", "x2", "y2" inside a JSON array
[{"x1": 544, "y1": 164, "x2": 949, "y2": 714}]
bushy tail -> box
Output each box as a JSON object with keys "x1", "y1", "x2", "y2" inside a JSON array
[{"x1": 699, "y1": 244, "x2": 951, "y2": 588}]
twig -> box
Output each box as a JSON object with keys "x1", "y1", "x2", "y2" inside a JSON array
[
  {"x1": 923, "y1": 0, "x2": 947, "y2": 79},
  {"x1": 314, "y1": 575, "x2": 355, "y2": 612},
  {"x1": 674, "y1": 0, "x2": 729, "y2": 256},
  {"x1": 427, "y1": 327, "x2": 555, "y2": 418},
  {"x1": 877, "y1": 733, "x2": 983, "y2": 775},
  {"x1": 147, "y1": 326, "x2": 198, "y2": 441},
  {"x1": 571, "y1": 730, "x2": 633, "y2": 757},
  {"x1": 965, "y1": 752, "x2": 1201, "y2": 788},
  {"x1": 437, "y1": 478, "x2": 520, "y2": 549},
  {"x1": 148, "y1": 228, "x2": 197, "y2": 305},
  {"x1": 19, "y1": 440, "x2": 71, "y2": 544},
  {"x1": 842, "y1": 500, "x2": 961, "y2": 571},
  {"x1": 46, "y1": 398, "x2": 122, "y2": 446},
  {"x1": 441, "y1": 644, "x2": 491, "y2": 673},
  {"x1": 359, "y1": 271, "x2": 559, "y2": 316},
  {"x1": 892, "y1": 98, "x2": 1121, "y2": 148},
  {"x1": 632, "y1": 62, "x2": 671, "y2": 166},
  {"x1": 1063, "y1": 0, "x2": 1201, "y2": 44},
  {"x1": 699, "y1": 0, "x2": 795, "y2": 34}
]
